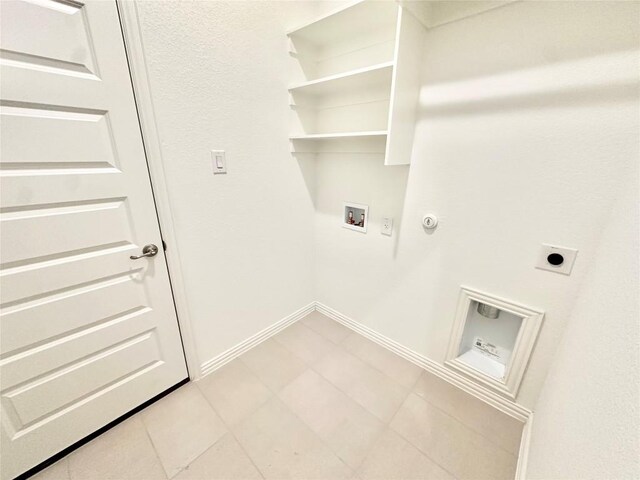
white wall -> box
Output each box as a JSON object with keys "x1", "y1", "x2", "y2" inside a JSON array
[
  {"x1": 134, "y1": 1, "x2": 323, "y2": 368},
  {"x1": 314, "y1": 0, "x2": 639, "y2": 408},
  {"x1": 136, "y1": 0, "x2": 638, "y2": 416},
  {"x1": 525, "y1": 156, "x2": 639, "y2": 479}
]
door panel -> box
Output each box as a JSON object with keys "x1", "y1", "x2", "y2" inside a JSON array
[
  {"x1": 1, "y1": 105, "x2": 117, "y2": 168},
  {"x1": 5, "y1": 332, "x2": 161, "y2": 428},
  {"x1": 2, "y1": 199, "x2": 129, "y2": 263},
  {"x1": 1, "y1": 275, "x2": 145, "y2": 354},
  {"x1": 0, "y1": 1, "x2": 188, "y2": 478}
]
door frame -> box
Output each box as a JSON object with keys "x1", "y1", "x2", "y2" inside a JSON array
[{"x1": 116, "y1": 1, "x2": 201, "y2": 380}]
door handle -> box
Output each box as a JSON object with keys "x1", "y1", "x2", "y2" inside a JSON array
[{"x1": 130, "y1": 244, "x2": 159, "y2": 260}]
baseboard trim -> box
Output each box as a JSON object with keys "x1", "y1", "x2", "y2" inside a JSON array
[
  {"x1": 199, "y1": 302, "x2": 316, "y2": 377},
  {"x1": 515, "y1": 411, "x2": 533, "y2": 479},
  {"x1": 315, "y1": 301, "x2": 532, "y2": 423}
]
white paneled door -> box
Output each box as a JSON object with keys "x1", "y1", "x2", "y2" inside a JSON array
[{"x1": 0, "y1": 1, "x2": 189, "y2": 478}]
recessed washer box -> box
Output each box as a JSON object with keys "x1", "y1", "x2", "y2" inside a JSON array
[{"x1": 343, "y1": 202, "x2": 368, "y2": 233}]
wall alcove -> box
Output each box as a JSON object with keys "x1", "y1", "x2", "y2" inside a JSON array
[
  {"x1": 288, "y1": 0, "x2": 424, "y2": 166},
  {"x1": 446, "y1": 287, "x2": 544, "y2": 399}
]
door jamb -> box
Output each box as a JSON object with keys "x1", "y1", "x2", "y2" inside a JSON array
[{"x1": 116, "y1": 1, "x2": 201, "y2": 379}]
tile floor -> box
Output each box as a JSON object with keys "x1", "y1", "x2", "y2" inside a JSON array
[{"x1": 33, "y1": 311, "x2": 523, "y2": 480}]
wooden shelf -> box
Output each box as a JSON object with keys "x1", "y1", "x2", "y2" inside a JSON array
[
  {"x1": 287, "y1": 1, "x2": 425, "y2": 165},
  {"x1": 289, "y1": 131, "x2": 387, "y2": 140},
  {"x1": 289, "y1": 62, "x2": 393, "y2": 97},
  {"x1": 287, "y1": 1, "x2": 397, "y2": 46}
]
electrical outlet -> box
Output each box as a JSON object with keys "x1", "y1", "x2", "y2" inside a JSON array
[
  {"x1": 381, "y1": 217, "x2": 393, "y2": 236},
  {"x1": 536, "y1": 244, "x2": 578, "y2": 275}
]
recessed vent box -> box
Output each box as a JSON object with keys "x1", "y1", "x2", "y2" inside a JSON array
[{"x1": 445, "y1": 287, "x2": 544, "y2": 399}]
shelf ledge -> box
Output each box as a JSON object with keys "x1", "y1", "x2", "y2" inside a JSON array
[
  {"x1": 286, "y1": 0, "x2": 397, "y2": 46},
  {"x1": 288, "y1": 61, "x2": 394, "y2": 95},
  {"x1": 289, "y1": 131, "x2": 387, "y2": 140}
]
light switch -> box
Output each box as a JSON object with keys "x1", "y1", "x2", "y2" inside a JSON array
[{"x1": 211, "y1": 150, "x2": 227, "y2": 174}]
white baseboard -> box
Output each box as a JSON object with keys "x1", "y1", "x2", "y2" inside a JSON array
[
  {"x1": 315, "y1": 301, "x2": 532, "y2": 423},
  {"x1": 515, "y1": 412, "x2": 533, "y2": 479},
  {"x1": 199, "y1": 302, "x2": 316, "y2": 377}
]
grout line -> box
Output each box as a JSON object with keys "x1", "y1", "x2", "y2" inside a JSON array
[
  {"x1": 236, "y1": 356, "x2": 284, "y2": 397},
  {"x1": 189, "y1": 309, "x2": 516, "y2": 479},
  {"x1": 390, "y1": 393, "x2": 518, "y2": 473},
  {"x1": 303, "y1": 358, "x2": 392, "y2": 467},
  {"x1": 338, "y1": 330, "x2": 416, "y2": 394},
  {"x1": 265, "y1": 338, "x2": 388, "y2": 473},
  {"x1": 272, "y1": 371, "x2": 359, "y2": 477},
  {"x1": 138, "y1": 412, "x2": 172, "y2": 480},
  {"x1": 257, "y1": 309, "x2": 518, "y2": 464},
  {"x1": 264, "y1": 316, "x2": 384, "y2": 474},
  {"x1": 138, "y1": 384, "x2": 232, "y2": 480},
  {"x1": 298, "y1": 315, "x2": 350, "y2": 346},
  {"x1": 411, "y1": 387, "x2": 522, "y2": 458},
  {"x1": 242, "y1": 339, "x2": 309, "y2": 396},
  {"x1": 386, "y1": 396, "x2": 461, "y2": 480},
  {"x1": 318, "y1": 310, "x2": 521, "y2": 460},
  {"x1": 297, "y1": 321, "x2": 458, "y2": 477},
  {"x1": 302, "y1": 315, "x2": 415, "y2": 424},
  {"x1": 316, "y1": 302, "x2": 531, "y2": 422},
  {"x1": 192, "y1": 379, "x2": 267, "y2": 480}
]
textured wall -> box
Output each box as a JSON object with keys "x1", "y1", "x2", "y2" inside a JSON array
[
  {"x1": 135, "y1": 0, "x2": 638, "y2": 418},
  {"x1": 135, "y1": 1, "x2": 322, "y2": 367},
  {"x1": 526, "y1": 156, "x2": 639, "y2": 479},
  {"x1": 314, "y1": 0, "x2": 639, "y2": 408}
]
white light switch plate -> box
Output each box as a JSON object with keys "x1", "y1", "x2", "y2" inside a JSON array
[
  {"x1": 211, "y1": 150, "x2": 227, "y2": 174},
  {"x1": 536, "y1": 244, "x2": 578, "y2": 275},
  {"x1": 381, "y1": 217, "x2": 393, "y2": 236}
]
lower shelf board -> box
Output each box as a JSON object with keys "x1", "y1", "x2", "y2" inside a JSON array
[{"x1": 290, "y1": 131, "x2": 388, "y2": 155}]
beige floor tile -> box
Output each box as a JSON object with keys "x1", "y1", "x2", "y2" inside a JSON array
[
  {"x1": 390, "y1": 394, "x2": 517, "y2": 480},
  {"x1": 300, "y1": 311, "x2": 352, "y2": 344},
  {"x1": 279, "y1": 369, "x2": 385, "y2": 469},
  {"x1": 413, "y1": 371, "x2": 524, "y2": 454},
  {"x1": 35, "y1": 328, "x2": 525, "y2": 480},
  {"x1": 349, "y1": 366, "x2": 410, "y2": 422},
  {"x1": 197, "y1": 360, "x2": 272, "y2": 426},
  {"x1": 234, "y1": 397, "x2": 353, "y2": 479},
  {"x1": 314, "y1": 346, "x2": 409, "y2": 422},
  {"x1": 239, "y1": 338, "x2": 307, "y2": 392},
  {"x1": 358, "y1": 428, "x2": 455, "y2": 480},
  {"x1": 68, "y1": 416, "x2": 166, "y2": 480},
  {"x1": 342, "y1": 333, "x2": 422, "y2": 389},
  {"x1": 31, "y1": 459, "x2": 69, "y2": 480},
  {"x1": 313, "y1": 346, "x2": 371, "y2": 393},
  {"x1": 175, "y1": 433, "x2": 262, "y2": 480},
  {"x1": 273, "y1": 322, "x2": 335, "y2": 364},
  {"x1": 141, "y1": 384, "x2": 227, "y2": 478}
]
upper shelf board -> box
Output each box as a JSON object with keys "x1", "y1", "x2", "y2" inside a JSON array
[
  {"x1": 289, "y1": 130, "x2": 387, "y2": 140},
  {"x1": 288, "y1": 61, "x2": 394, "y2": 97},
  {"x1": 287, "y1": 0, "x2": 398, "y2": 46}
]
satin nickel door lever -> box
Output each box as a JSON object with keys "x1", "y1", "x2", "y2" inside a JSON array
[{"x1": 130, "y1": 244, "x2": 159, "y2": 260}]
